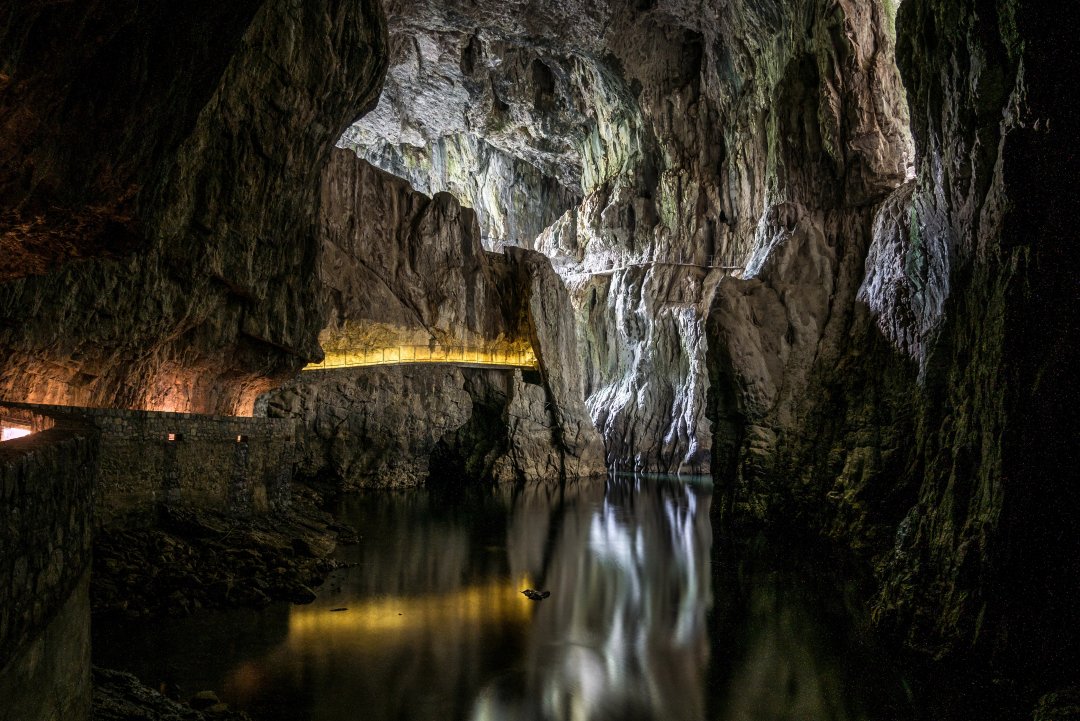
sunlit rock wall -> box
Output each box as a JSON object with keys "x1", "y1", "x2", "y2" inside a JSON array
[
  {"x1": 339, "y1": 132, "x2": 579, "y2": 248},
  {"x1": 0, "y1": 0, "x2": 388, "y2": 415}
]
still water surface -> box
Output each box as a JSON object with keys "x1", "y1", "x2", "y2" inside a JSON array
[{"x1": 94, "y1": 476, "x2": 912, "y2": 720}]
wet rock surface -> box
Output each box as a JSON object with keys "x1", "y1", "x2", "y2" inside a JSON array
[
  {"x1": 705, "y1": 0, "x2": 1080, "y2": 702},
  {"x1": 92, "y1": 485, "x2": 351, "y2": 619},
  {"x1": 868, "y1": 0, "x2": 1080, "y2": 680},
  {"x1": 269, "y1": 364, "x2": 602, "y2": 489},
  {"x1": 1034, "y1": 689, "x2": 1080, "y2": 721},
  {"x1": 93, "y1": 667, "x2": 251, "y2": 721}
]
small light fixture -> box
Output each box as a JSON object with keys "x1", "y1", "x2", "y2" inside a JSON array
[
  {"x1": 236, "y1": 435, "x2": 248, "y2": 443},
  {"x1": 1, "y1": 426, "x2": 32, "y2": 442},
  {"x1": 167, "y1": 433, "x2": 177, "y2": 442}
]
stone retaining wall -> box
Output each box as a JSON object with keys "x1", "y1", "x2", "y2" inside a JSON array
[
  {"x1": 0, "y1": 426, "x2": 96, "y2": 721},
  {"x1": 1, "y1": 402, "x2": 299, "y2": 525},
  {"x1": 0, "y1": 402, "x2": 300, "y2": 719}
]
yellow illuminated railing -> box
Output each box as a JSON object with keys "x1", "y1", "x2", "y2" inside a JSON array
[{"x1": 304, "y1": 344, "x2": 539, "y2": 371}]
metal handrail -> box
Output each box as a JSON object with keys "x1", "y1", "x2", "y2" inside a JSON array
[{"x1": 590, "y1": 253, "x2": 745, "y2": 276}]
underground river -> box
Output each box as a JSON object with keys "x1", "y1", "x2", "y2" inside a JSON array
[{"x1": 93, "y1": 476, "x2": 916, "y2": 720}]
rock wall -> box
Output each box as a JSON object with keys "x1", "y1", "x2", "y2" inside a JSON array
[
  {"x1": 695, "y1": 0, "x2": 921, "y2": 558},
  {"x1": 0, "y1": 0, "x2": 388, "y2": 415},
  {"x1": 317, "y1": 151, "x2": 512, "y2": 345},
  {"x1": 0, "y1": 426, "x2": 96, "y2": 721},
  {"x1": 0, "y1": 576, "x2": 92, "y2": 721},
  {"x1": 872, "y1": 0, "x2": 1080, "y2": 679},
  {"x1": 267, "y1": 364, "x2": 600, "y2": 488},
  {"x1": 706, "y1": 0, "x2": 1080, "y2": 697},
  {"x1": 340, "y1": 132, "x2": 579, "y2": 247},
  {"x1": 557, "y1": 0, "x2": 908, "y2": 471},
  {"x1": 263, "y1": 150, "x2": 605, "y2": 487},
  {"x1": 2, "y1": 403, "x2": 298, "y2": 525},
  {"x1": 346, "y1": 0, "x2": 911, "y2": 471}
]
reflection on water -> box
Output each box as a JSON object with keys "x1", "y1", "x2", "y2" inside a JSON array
[
  {"x1": 709, "y1": 541, "x2": 914, "y2": 721},
  {"x1": 93, "y1": 476, "x2": 911, "y2": 721},
  {"x1": 480, "y1": 478, "x2": 712, "y2": 721}
]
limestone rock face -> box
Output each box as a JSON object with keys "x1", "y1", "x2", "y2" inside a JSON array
[
  {"x1": 340, "y1": 133, "x2": 579, "y2": 248},
  {"x1": 260, "y1": 366, "x2": 472, "y2": 488},
  {"x1": 262, "y1": 150, "x2": 605, "y2": 487},
  {"x1": 868, "y1": 0, "x2": 1080, "y2": 673},
  {"x1": 706, "y1": 0, "x2": 1080, "y2": 685},
  {"x1": 0, "y1": 1, "x2": 263, "y2": 279},
  {"x1": 0, "y1": 0, "x2": 388, "y2": 414},
  {"x1": 346, "y1": 0, "x2": 911, "y2": 471},
  {"x1": 318, "y1": 151, "x2": 508, "y2": 343},
  {"x1": 505, "y1": 246, "x2": 606, "y2": 474},
  {"x1": 856, "y1": 180, "x2": 950, "y2": 361},
  {"x1": 710, "y1": 208, "x2": 839, "y2": 428},
  {"x1": 266, "y1": 364, "x2": 601, "y2": 488}
]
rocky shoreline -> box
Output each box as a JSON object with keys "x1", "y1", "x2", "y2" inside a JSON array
[
  {"x1": 93, "y1": 666, "x2": 252, "y2": 721},
  {"x1": 91, "y1": 484, "x2": 355, "y2": 619},
  {"x1": 90, "y1": 483, "x2": 356, "y2": 719}
]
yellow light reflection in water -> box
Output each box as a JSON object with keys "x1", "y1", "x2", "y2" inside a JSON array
[
  {"x1": 286, "y1": 578, "x2": 535, "y2": 648},
  {"x1": 223, "y1": 578, "x2": 538, "y2": 712}
]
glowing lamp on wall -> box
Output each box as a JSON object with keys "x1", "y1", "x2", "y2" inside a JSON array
[{"x1": 1, "y1": 426, "x2": 33, "y2": 442}]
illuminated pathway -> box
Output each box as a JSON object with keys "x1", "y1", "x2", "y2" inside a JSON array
[{"x1": 303, "y1": 344, "x2": 539, "y2": 372}]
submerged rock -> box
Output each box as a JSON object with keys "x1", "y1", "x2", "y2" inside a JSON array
[{"x1": 521, "y1": 589, "x2": 551, "y2": 601}]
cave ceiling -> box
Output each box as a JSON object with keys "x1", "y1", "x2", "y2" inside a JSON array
[
  {"x1": 345, "y1": 0, "x2": 764, "y2": 198},
  {"x1": 345, "y1": 0, "x2": 910, "y2": 243}
]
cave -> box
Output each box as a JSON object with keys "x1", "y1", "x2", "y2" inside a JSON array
[{"x1": 1, "y1": 1, "x2": 1078, "y2": 720}]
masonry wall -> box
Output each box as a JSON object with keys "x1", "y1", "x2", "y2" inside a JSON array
[
  {"x1": 0, "y1": 426, "x2": 96, "y2": 721},
  {"x1": 1, "y1": 403, "x2": 299, "y2": 526}
]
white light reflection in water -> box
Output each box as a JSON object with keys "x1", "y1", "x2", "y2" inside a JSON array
[
  {"x1": 475, "y1": 476, "x2": 713, "y2": 721},
  {"x1": 92, "y1": 475, "x2": 911, "y2": 721}
]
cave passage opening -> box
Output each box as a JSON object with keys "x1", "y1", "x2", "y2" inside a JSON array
[{"x1": 333, "y1": 0, "x2": 914, "y2": 475}]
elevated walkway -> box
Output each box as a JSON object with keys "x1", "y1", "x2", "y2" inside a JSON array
[
  {"x1": 587, "y1": 253, "x2": 743, "y2": 277},
  {"x1": 590, "y1": 261, "x2": 744, "y2": 277},
  {"x1": 303, "y1": 344, "x2": 539, "y2": 371}
]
